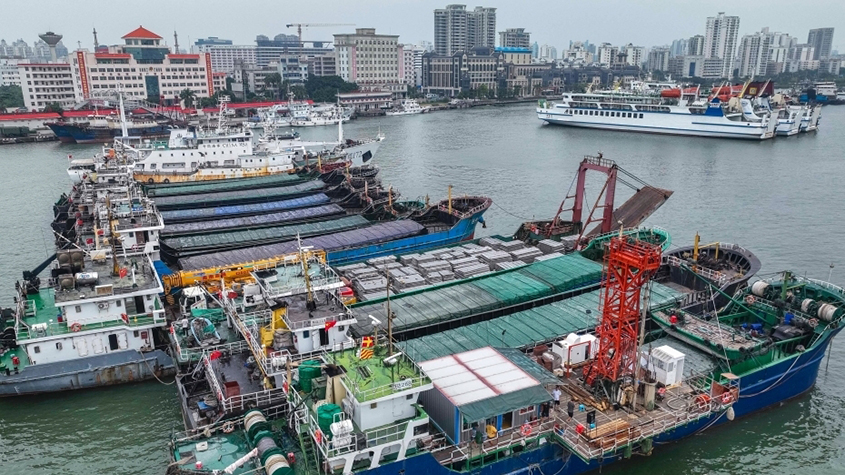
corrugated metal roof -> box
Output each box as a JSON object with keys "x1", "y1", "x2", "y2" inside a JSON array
[
  {"x1": 399, "y1": 283, "x2": 683, "y2": 363},
  {"x1": 351, "y1": 254, "x2": 604, "y2": 338}
]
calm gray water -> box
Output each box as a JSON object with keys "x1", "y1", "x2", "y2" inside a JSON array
[{"x1": 0, "y1": 104, "x2": 844, "y2": 474}]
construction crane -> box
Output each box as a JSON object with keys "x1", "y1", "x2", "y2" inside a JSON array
[{"x1": 285, "y1": 23, "x2": 355, "y2": 47}]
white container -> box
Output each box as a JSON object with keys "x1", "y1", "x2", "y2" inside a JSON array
[{"x1": 552, "y1": 333, "x2": 598, "y2": 365}]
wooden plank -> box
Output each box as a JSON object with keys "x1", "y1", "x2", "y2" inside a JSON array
[{"x1": 586, "y1": 418, "x2": 630, "y2": 440}]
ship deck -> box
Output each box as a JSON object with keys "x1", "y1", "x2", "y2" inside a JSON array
[{"x1": 325, "y1": 346, "x2": 430, "y2": 402}]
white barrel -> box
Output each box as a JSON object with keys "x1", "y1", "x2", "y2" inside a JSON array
[
  {"x1": 751, "y1": 281, "x2": 770, "y2": 298},
  {"x1": 801, "y1": 298, "x2": 815, "y2": 313},
  {"x1": 264, "y1": 453, "x2": 291, "y2": 475},
  {"x1": 818, "y1": 303, "x2": 838, "y2": 322}
]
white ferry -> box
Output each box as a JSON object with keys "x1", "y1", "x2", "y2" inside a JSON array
[
  {"x1": 387, "y1": 99, "x2": 425, "y2": 116},
  {"x1": 537, "y1": 92, "x2": 777, "y2": 140}
]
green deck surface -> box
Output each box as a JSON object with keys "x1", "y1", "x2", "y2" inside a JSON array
[
  {"x1": 0, "y1": 346, "x2": 29, "y2": 370},
  {"x1": 325, "y1": 346, "x2": 430, "y2": 402},
  {"x1": 351, "y1": 253, "x2": 604, "y2": 337},
  {"x1": 399, "y1": 282, "x2": 682, "y2": 362},
  {"x1": 173, "y1": 433, "x2": 254, "y2": 473}
]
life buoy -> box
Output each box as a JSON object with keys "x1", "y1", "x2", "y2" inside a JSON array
[
  {"x1": 222, "y1": 421, "x2": 235, "y2": 434},
  {"x1": 315, "y1": 429, "x2": 323, "y2": 444},
  {"x1": 70, "y1": 322, "x2": 82, "y2": 332},
  {"x1": 745, "y1": 295, "x2": 756, "y2": 305},
  {"x1": 121, "y1": 313, "x2": 129, "y2": 324},
  {"x1": 520, "y1": 423, "x2": 532, "y2": 437},
  {"x1": 721, "y1": 392, "x2": 733, "y2": 405}
]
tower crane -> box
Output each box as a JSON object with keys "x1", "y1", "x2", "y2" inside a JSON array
[{"x1": 285, "y1": 23, "x2": 355, "y2": 47}]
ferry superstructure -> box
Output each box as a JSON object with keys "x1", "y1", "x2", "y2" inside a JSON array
[{"x1": 537, "y1": 92, "x2": 777, "y2": 140}]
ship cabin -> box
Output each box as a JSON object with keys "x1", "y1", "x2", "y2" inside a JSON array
[
  {"x1": 1, "y1": 249, "x2": 165, "y2": 373},
  {"x1": 418, "y1": 347, "x2": 557, "y2": 445},
  {"x1": 288, "y1": 343, "x2": 433, "y2": 474}
]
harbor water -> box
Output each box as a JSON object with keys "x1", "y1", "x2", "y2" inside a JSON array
[{"x1": 0, "y1": 104, "x2": 844, "y2": 474}]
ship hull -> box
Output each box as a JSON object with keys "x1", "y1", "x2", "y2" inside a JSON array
[
  {"x1": 361, "y1": 327, "x2": 839, "y2": 475},
  {"x1": 46, "y1": 122, "x2": 171, "y2": 144},
  {"x1": 537, "y1": 109, "x2": 776, "y2": 140},
  {"x1": 0, "y1": 349, "x2": 175, "y2": 396},
  {"x1": 326, "y1": 208, "x2": 487, "y2": 266}
]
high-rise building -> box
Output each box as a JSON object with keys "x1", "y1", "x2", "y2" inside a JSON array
[
  {"x1": 499, "y1": 28, "x2": 530, "y2": 49},
  {"x1": 0, "y1": 58, "x2": 22, "y2": 86},
  {"x1": 18, "y1": 62, "x2": 76, "y2": 110},
  {"x1": 737, "y1": 31, "x2": 771, "y2": 77},
  {"x1": 434, "y1": 4, "x2": 496, "y2": 55},
  {"x1": 531, "y1": 41, "x2": 539, "y2": 58},
  {"x1": 194, "y1": 37, "x2": 233, "y2": 48},
  {"x1": 646, "y1": 47, "x2": 670, "y2": 72},
  {"x1": 538, "y1": 44, "x2": 557, "y2": 61},
  {"x1": 670, "y1": 38, "x2": 687, "y2": 57},
  {"x1": 807, "y1": 28, "x2": 834, "y2": 60},
  {"x1": 621, "y1": 43, "x2": 645, "y2": 66},
  {"x1": 597, "y1": 43, "x2": 618, "y2": 66},
  {"x1": 688, "y1": 35, "x2": 705, "y2": 56},
  {"x1": 334, "y1": 28, "x2": 405, "y2": 98},
  {"x1": 703, "y1": 12, "x2": 740, "y2": 77}
]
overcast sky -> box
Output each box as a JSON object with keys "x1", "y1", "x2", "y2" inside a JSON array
[{"x1": 3, "y1": 0, "x2": 844, "y2": 52}]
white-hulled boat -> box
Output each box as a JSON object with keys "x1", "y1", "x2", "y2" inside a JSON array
[
  {"x1": 537, "y1": 90, "x2": 777, "y2": 140},
  {"x1": 386, "y1": 99, "x2": 425, "y2": 116}
]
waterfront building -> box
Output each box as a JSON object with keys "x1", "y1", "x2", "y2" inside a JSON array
[
  {"x1": 70, "y1": 26, "x2": 212, "y2": 105},
  {"x1": 337, "y1": 90, "x2": 392, "y2": 112},
  {"x1": 703, "y1": 12, "x2": 740, "y2": 78},
  {"x1": 807, "y1": 28, "x2": 834, "y2": 60},
  {"x1": 0, "y1": 58, "x2": 22, "y2": 86},
  {"x1": 334, "y1": 28, "x2": 405, "y2": 98},
  {"x1": 211, "y1": 72, "x2": 227, "y2": 92},
  {"x1": 434, "y1": 4, "x2": 496, "y2": 56},
  {"x1": 18, "y1": 62, "x2": 76, "y2": 111},
  {"x1": 667, "y1": 55, "x2": 724, "y2": 78},
  {"x1": 646, "y1": 47, "x2": 671, "y2": 72},
  {"x1": 688, "y1": 34, "x2": 705, "y2": 56},
  {"x1": 196, "y1": 44, "x2": 257, "y2": 73},
  {"x1": 308, "y1": 52, "x2": 336, "y2": 77},
  {"x1": 421, "y1": 46, "x2": 504, "y2": 97},
  {"x1": 499, "y1": 28, "x2": 530, "y2": 49},
  {"x1": 737, "y1": 31, "x2": 771, "y2": 77},
  {"x1": 820, "y1": 58, "x2": 842, "y2": 75},
  {"x1": 277, "y1": 54, "x2": 308, "y2": 84}
]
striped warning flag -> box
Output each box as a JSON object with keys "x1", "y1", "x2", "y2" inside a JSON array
[{"x1": 359, "y1": 336, "x2": 375, "y2": 360}]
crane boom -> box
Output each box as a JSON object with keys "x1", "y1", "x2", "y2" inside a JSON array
[{"x1": 285, "y1": 23, "x2": 355, "y2": 47}]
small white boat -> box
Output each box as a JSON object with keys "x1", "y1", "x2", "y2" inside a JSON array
[{"x1": 386, "y1": 99, "x2": 425, "y2": 116}]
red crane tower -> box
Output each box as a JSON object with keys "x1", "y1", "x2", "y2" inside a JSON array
[{"x1": 584, "y1": 235, "x2": 662, "y2": 387}]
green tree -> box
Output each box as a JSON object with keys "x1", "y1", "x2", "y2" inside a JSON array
[
  {"x1": 476, "y1": 84, "x2": 489, "y2": 99},
  {"x1": 179, "y1": 88, "x2": 196, "y2": 108},
  {"x1": 290, "y1": 85, "x2": 308, "y2": 100},
  {"x1": 263, "y1": 72, "x2": 282, "y2": 99},
  {"x1": 305, "y1": 75, "x2": 358, "y2": 103},
  {"x1": 43, "y1": 102, "x2": 63, "y2": 113},
  {"x1": 513, "y1": 85, "x2": 522, "y2": 98},
  {"x1": 0, "y1": 85, "x2": 24, "y2": 109}
]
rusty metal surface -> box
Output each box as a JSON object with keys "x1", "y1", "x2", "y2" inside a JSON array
[{"x1": 586, "y1": 186, "x2": 673, "y2": 237}]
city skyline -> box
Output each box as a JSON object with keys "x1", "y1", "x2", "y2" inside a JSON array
[{"x1": 2, "y1": 0, "x2": 844, "y2": 55}]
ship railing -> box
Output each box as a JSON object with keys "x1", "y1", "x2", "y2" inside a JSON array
[
  {"x1": 168, "y1": 325, "x2": 251, "y2": 362},
  {"x1": 201, "y1": 352, "x2": 288, "y2": 413},
  {"x1": 749, "y1": 297, "x2": 816, "y2": 322},
  {"x1": 666, "y1": 256, "x2": 729, "y2": 287},
  {"x1": 364, "y1": 420, "x2": 411, "y2": 447},
  {"x1": 284, "y1": 310, "x2": 357, "y2": 331},
  {"x1": 19, "y1": 311, "x2": 164, "y2": 340},
  {"x1": 551, "y1": 374, "x2": 733, "y2": 462},
  {"x1": 291, "y1": 389, "x2": 360, "y2": 459},
  {"x1": 801, "y1": 277, "x2": 845, "y2": 297},
  {"x1": 431, "y1": 417, "x2": 559, "y2": 466}
]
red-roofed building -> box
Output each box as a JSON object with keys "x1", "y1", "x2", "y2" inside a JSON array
[
  {"x1": 122, "y1": 26, "x2": 163, "y2": 41},
  {"x1": 70, "y1": 25, "x2": 214, "y2": 106}
]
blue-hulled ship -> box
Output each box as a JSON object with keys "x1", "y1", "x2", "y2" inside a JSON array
[
  {"x1": 46, "y1": 116, "x2": 172, "y2": 144},
  {"x1": 167, "y1": 231, "x2": 845, "y2": 475}
]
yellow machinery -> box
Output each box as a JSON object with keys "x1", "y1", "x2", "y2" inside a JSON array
[{"x1": 161, "y1": 249, "x2": 328, "y2": 295}]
